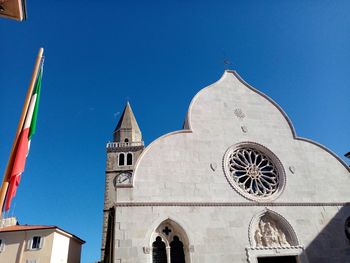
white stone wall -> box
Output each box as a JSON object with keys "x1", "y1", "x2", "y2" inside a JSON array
[
  {"x1": 114, "y1": 205, "x2": 350, "y2": 262},
  {"x1": 113, "y1": 71, "x2": 350, "y2": 262}
]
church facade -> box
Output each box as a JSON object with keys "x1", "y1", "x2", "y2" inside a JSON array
[{"x1": 101, "y1": 71, "x2": 350, "y2": 263}]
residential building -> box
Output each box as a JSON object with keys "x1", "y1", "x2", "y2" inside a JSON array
[{"x1": 0, "y1": 217, "x2": 85, "y2": 263}]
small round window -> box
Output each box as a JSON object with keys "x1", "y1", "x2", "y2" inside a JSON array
[{"x1": 223, "y1": 142, "x2": 285, "y2": 201}]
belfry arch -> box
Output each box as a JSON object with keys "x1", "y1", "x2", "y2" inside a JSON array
[{"x1": 150, "y1": 219, "x2": 191, "y2": 263}]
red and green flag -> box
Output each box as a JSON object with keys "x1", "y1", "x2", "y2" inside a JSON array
[{"x1": 4, "y1": 64, "x2": 43, "y2": 211}]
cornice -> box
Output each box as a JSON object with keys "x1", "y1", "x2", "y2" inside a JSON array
[
  {"x1": 114, "y1": 201, "x2": 350, "y2": 207},
  {"x1": 247, "y1": 245, "x2": 303, "y2": 251},
  {"x1": 106, "y1": 145, "x2": 144, "y2": 153}
]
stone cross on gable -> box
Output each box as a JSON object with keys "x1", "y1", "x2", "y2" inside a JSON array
[{"x1": 224, "y1": 59, "x2": 231, "y2": 68}]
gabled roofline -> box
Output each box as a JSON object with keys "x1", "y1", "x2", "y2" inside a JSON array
[
  {"x1": 133, "y1": 70, "x2": 350, "y2": 184},
  {"x1": 0, "y1": 225, "x2": 85, "y2": 244},
  {"x1": 186, "y1": 70, "x2": 350, "y2": 173},
  {"x1": 0, "y1": 225, "x2": 56, "y2": 232},
  {"x1": 227, "y1": 70, "x2": 349, "y2": 172}
]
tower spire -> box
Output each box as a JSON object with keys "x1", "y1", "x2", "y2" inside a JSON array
[
  {"x1": 113, "y1": 102, "x2": 142, "y2": 143},
  {"x1": 103, "y1": 102, "x2": 145, "y2": 259}
]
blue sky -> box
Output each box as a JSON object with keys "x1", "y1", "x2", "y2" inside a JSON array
[{"x1": 0, "y1": 1, "x2": 349, "y2": 262}]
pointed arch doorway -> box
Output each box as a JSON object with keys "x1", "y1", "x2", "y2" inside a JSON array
[{"x1": 151, "y1": 219, "x2": 190, "y2": 263}]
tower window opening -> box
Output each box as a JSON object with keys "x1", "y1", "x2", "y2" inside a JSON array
[
  {"x1": 127, "y1": 153, "x2": 133, "y2": 165},
  {"x1": 119, "y1": 153, "x2": 125, "y2": 166},
  {"x1": 124, "y1": 138, "x2": 129, "y2": 143}
]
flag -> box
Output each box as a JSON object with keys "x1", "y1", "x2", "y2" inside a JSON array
[{"x1": 4, "y1": 64, "x2": 43, "y2": 211}]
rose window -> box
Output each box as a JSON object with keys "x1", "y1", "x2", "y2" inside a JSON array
[{"x1": 223, "y1": 143, "x2": 285, "y2": 201}]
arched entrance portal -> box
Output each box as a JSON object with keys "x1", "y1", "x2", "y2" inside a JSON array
[{"x1": 151, "y1": 219, "x2": 190, "y2": 263}]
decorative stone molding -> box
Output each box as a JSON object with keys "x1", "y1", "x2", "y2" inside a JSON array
[
  {"x1": 289, "y1": 166, "x2": 295, "y2": 174},
  {"x1": 234, "y1": 108, "x2": 246, "y2": 120},
  {"x1": 143, "y1": 246, "x2": 150, "y2": 254},
  {"x1": 248, "y1": 245, "x2": 303, "y2": 250},
  {"x1": 241, "y1": 126, "x2": 248, "y2": 133},
  {"x1": 222, "y1": 142, "x2": 286, "y2": 202},
  {"x1": 246, "y1": 246, "x2": 306, "y2": 263},
  {"x1": 148, "y1": 218, "x2": 191, "y2": 263},
  {"x1": 210, "y1": 163, "x2": 217, "y2": 171},
  {"x1": 106, "y1": 145, "x2": 144, "y2": 153},
  {"x1": 115, "y1": 201, "x2": 350, "y2": 207}
]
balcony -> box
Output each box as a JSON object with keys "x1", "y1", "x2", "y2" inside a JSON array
[{"x1": 106, "y1": 141, "x2": 144, "y2": 149}]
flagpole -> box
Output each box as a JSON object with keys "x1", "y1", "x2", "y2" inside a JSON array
[{"x1": 0, "y1": 48, "x2": 44, "y2": 218}]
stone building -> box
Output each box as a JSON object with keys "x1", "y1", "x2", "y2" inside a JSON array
[{"x1": 101, "y1": 71, "x2": 350, "y2": 263}]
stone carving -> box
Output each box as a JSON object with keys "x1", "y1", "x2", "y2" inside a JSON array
[
  {"x1": 289, "y1": 166, "x2": 295, "y2": 174},
  {"x1": 224, "y1": 142, "x2": 286, "y2": 202},
  {"x1": 143, "y1": 246, "x2": 150, "y2": 254},
  {"x1": 241, "y1": 126, "x2": 248, "y2": 133},
  {"x1": 210, "y1": 163, "x2": 217, "y2": 171},
  {"x1": 254, "y1": 216, "x2": 290, "y2": 247},
  {"x1": 254, "y1": 229, "x2": 263, "y2": 247},
  {"x1": 234, "y1": 108, "x2": 246, "y2": 120},
  {"x1": 227, "y1": 147, "x2": 279, "y2": 198}
]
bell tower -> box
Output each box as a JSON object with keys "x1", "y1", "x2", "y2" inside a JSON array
[{"x1": 101, "y1": 102, "x2": 144, "y2": 262}]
